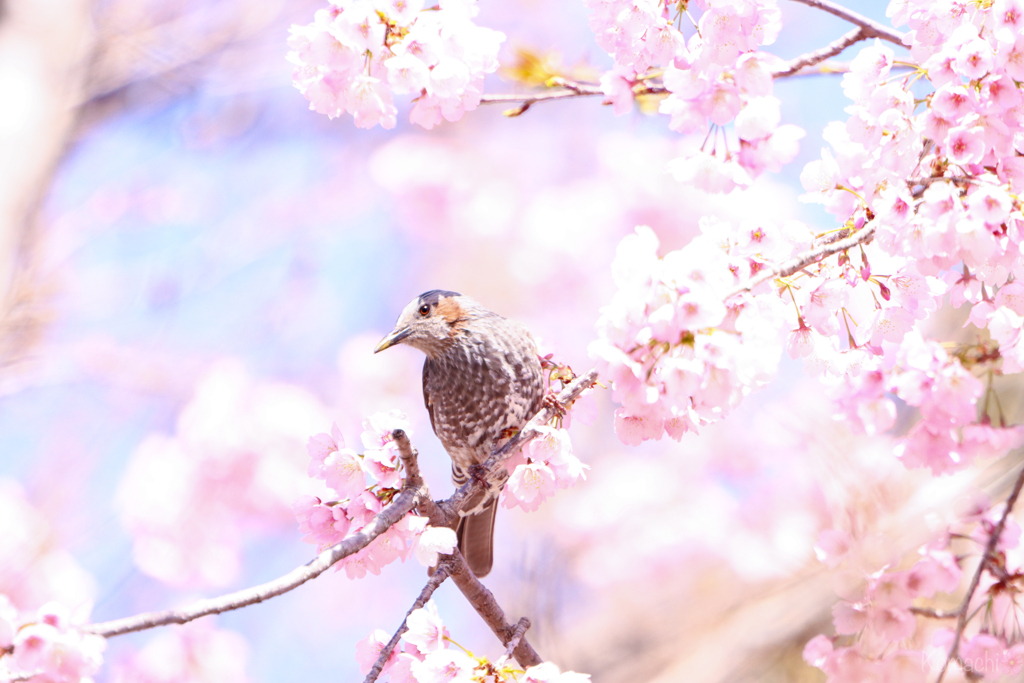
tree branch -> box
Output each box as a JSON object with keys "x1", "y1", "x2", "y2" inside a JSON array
[
  {"x1": 362, "y1": 565, "x2": 450, "y2": 683},
  {"x1": 788, "y1": 0, "x2": 906, "y2": 46},
  {"x1": 446, "y1": 550, "x2": 543, "y2": 669},
  {"x1": 724, "y1": 224, "x2": 876, "y2": 299},
  {"x1": 502, "y1": 617, "x2": 532, "y2": 660},
  {"x1": 936, "y1": 463, "x2": 1024, "y2": 683},
  {"x1": 84, "y1": 481, "x2": 428, "y2": 637},
  {"x1": 773, "y1": 27, "x2": 866, "y2": 78},
  {"x1": 83, "y1": 370, "x2": 597, "y2": 639}
]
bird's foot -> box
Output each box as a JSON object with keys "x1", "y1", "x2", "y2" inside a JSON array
[{"x1": 542, "y1": 391, "x2": 567, "y2": 422}]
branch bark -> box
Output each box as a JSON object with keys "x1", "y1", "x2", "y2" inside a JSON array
[
  {"x1": 446, "y1": 550, "x2": 543, "y2": 669},
  {"x1": 502, "y1": 617, "x2": 532, "y2": 660}
]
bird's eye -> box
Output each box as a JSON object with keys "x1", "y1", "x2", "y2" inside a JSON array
[{"x1": 418, "y1": 304, "x2": 431, "y2": 316}]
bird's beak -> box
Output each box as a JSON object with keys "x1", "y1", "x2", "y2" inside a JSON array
[{"x1": 374, "y1": 327, "x2": 412, "y2": 353}]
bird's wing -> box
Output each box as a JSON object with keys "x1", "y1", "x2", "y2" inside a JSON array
[{"x1": 422, "y1": 359, "x2": 438, "y2": 436}]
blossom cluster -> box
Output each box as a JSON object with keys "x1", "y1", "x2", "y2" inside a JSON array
[
  {"x1": 584, "y1": 0, "x2": 802, "y2": 190},
  {"x1": 355, "y1": 600, "x2": 590, "y2": 682},
  {"x1": 806, "y1": 498, "x2": 1024, "y2": 682},
  {"x1": 590, "y1": 221, "x2": 804, "y2": 444},
  {"x1": 502, "y1": 425, "x2": 589, "y2": 512},
  {"x1": 288, "y1": 0, "x2": 505, "y2": 129},
  {"x1": 0, "y1": 598, "x2": 105, "y2": 683},
  {"x1": 293, "y1": 411, "x2": 457, "y2": 579}
]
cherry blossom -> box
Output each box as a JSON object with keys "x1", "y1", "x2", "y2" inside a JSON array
[
  {"x1": 288, "y1": 0, "x2": 504, "y2": 129},
  {"x1": 4, "y1": 602, "x2": 106, "y2": 683}
]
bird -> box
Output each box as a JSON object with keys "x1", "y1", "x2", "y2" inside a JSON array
[{"x1": 374, "y1": 290, "x2": 545, "y2": 578}]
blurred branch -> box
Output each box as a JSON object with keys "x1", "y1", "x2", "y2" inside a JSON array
[
  {"x1": 77, "y1": 0, "x2": 302, "y2": 118},
  {"x1": 788, "y1": 0, "x2": 906, "y2": 46},
  {"x1": 446, "y1": 549, "x2": 543, "y2": 669},
  {"x1": 936, "y1": 463, "x2": 1024, "y2": 683},
  {"x1": 363, "y1": 565, "x2": 450, "y2": 683}
]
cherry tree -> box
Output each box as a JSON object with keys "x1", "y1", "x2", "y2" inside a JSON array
[{"x1": 1, "y1": 0, "x2": 1024, "y2": 681}]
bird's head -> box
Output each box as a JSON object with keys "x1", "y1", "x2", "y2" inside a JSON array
[{"x1": 374, "y1": 290, "x2": 472, "y2": 358}]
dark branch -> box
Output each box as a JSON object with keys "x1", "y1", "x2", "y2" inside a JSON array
[{"x1": 446, "y1": 550, "x2": 543, "y2": 669}]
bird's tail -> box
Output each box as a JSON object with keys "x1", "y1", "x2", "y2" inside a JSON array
[{"x1": 457, "y1": 492, "x2": 498, "y2": 578}]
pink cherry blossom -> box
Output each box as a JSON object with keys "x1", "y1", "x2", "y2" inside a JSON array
[
  {"x1": 412, "y1": 525, "x2": 457, "y2": 568},
  {"x1": 409, "y1": 648, "x2": 478, "y2": 683},
  {"x1": 504, "y1": 461, "x2": 558, "y2": 512},
  {"x1": 402, "y1": 600, "x2": 448, "y2": 655},
  {"x1": 289, "y1": 0, "x2": 504, "y2": 129},
  {"x1": 355, "y1": 629, "x2": 397, "y2": 676}
]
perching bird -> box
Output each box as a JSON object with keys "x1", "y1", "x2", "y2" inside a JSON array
[{"x1": 374, "y1": 290, "x2": 545, "y2": 577}]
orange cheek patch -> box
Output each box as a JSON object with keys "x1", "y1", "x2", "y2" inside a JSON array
[{"x1": 435, "y1": 298, "x2": 464, "y2": 325}]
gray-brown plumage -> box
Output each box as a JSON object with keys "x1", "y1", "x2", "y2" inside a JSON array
[{"x1": 374, "y1": 290, "x2": 545, "y2": 577}]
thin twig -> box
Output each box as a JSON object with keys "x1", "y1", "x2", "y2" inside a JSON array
[
  {"x1": 84, "y1": 481, "x2": 428, "y2": 637},
  {"x1": 936, "y1": 463, "x2": 1024, "y2": 683},
  {"x1": 725, "y1": 224, "x2": 876, "y2": 299},
  {"x1": 788, "y1": 0, "x2": 906, "y2": 46},
  {"x1": 773, "y1": 27, "x2": 866, "y2": 78},
  {"x1": 502, "y1": 617, "x2": 532, "y2": 660},
  {"x1": 480, "y1": 54, "x2": 853, "y2": 114},
  {"x1": 446, "y1": 550, "x2": 543, "y2": 669},
  {"x1": 362, "y1": 566, "x2": 451, "y2": 683}
]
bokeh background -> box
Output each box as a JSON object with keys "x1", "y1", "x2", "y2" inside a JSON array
[{"x1": 4, "y1": 0, "x2": 1005, "y2": 681}]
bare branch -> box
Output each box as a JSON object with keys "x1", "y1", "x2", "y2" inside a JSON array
[
  {"x1": 773, "y1": 27, "x2": 866, "y2": 78},
  {"x1": 84, "y1": 481, "x2": 427, "y2": 638},
  {"x1": 502, "y1": 617, "x2": 532, "y2": 660},
  {"x1": 446, "y1": 550, "x2": 543, "y2": 669},
  {"x1": 788, "y1": 0, "x2": 906, "y2": 46},
  {"x1": 936, "y1": 463, "x2": 1024, "y2": 683},
  {"x1": 362, "y1": 566, "x2": 450, "y2": 683},
  {"x1": 725, "y1": 224, "x2": 876, "y2": 299}
]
